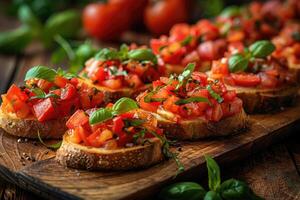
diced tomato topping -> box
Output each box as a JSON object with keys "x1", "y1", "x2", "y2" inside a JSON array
[
  {"x1": 93, "y1": 67, "x2": 106, "y2": 82},
  {"x1": 126, "y1": 74, "x2": 142, "y2": 88},
  {"x1": 152, "y1": 80, "x2": 164, "y2": 90},
  {"x1": 259, "y1": 73, "x2": 278, "y2": 88},
  {"x1": 231, "y1": 73, "x2": 261, "y2": 87},
  {"x1": 112, "y1": 116, "x2": 125, "y2": 134},
  {"x1": 102, "y1": 79, "x2": 122, "y2": 90},
  {"x1": 163, "y1": 96, "x2": 180, "y2": 113},
  {"x1": 223, "y1": 91, "x2": 237, "y2": 102},
  {"x1": 32, "y1": 98, "x2": 56, "y2": 122},
  {"x1": 76, "y1": 126, "x2": 90, "y2": 145},
  {"x1": 37, "y1": 80, "x2": 53, "y2": 92},
  {"x1": 66, "y1": 110, "x2": 89, "y2": 129},
  {"x1": 61, "y1": 83, "x2": 77, "y2": 100},
  {"x1": 137, "y1": 92, "x2": 160, "y2": 112},
  {"x1": 206, "y1": 104, "x2": 223, "y2": 122},
  {"x1": 6, "y1": 84, "x2": 28, "y2": 102},
  {"x1": 54, "y1": 76, "x2": 68, "y2": 88},
  {"x1": 211, "y1": 59, "x2": 229, "y2": 77},
  {"x1": 191, "y1": 72, "x2": 208, "y2": 85},
  {"x1": 68, "y1": 129, "x2": 82, "y2": 144}
]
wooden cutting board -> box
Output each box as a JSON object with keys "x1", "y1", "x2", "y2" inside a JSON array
[{"x1": 0, "y1": 101, "x2": 299, "y2": 200}]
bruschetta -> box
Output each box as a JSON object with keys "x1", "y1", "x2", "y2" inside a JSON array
[
  {"x1": 137, "y1": 63, "x2": 248, "y2": 140},
  {"x1": 209, "y1": 40, "x2": 298, "y2": 113},
  {"x1": 0, "y1": 66, "x2": 105, "y2": 138},
  {"x1": 80, "y1": 44, "x2": 165, "y2": 102},
  {"x1": 56, "y1": 98, "x2": 165, "y2": 170},
  {"x1": 272, "y1": 22, "x2": 300, "y2": 82}
]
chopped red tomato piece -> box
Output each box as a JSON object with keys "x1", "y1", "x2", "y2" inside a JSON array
[
  {"x1": 76, "y1": 126, "x2": 90, "y2": 145},
  {"x1": 102, "y1": 79, "x2": 122, "y2": 90},
  {"x1": 61, "y1": 83, "x2": 77, "y2": 100},
  {"x1": 66, "y1": 110, "x2": 89, "y2": 129},
  {"x1": 68, "y1": 129, "x2": 82, "y2": 144},
  {"x1": 6, "y1": 84, "x2": 28, "y2": 102},
  {"x1": 32, "y1": 98, "x2": 56, "y2": 122},
  {"x1": 231, "y1": 73, "x2": 261, "y2": 87},
  {"x1": 54, "y1": 76, "x2": 68, "y2": 88},
  {"x1": 112, "y1": 116, "x2": 125, "y2": 134}
]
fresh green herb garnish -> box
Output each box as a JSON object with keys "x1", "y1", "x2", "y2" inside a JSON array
[
  {"x1": 25, "y1": 66, "x2": 57, "y2": 82},
  {"x1": 228, "y1": 40, "x2": 275, "y2": 73},
  {"x1": 159, "y1": 155, "x2": 263, "y2": 200},
  {"x1": 181, "y1": 36, "x2": 193, "y2": 46},
  {"x1": 220, "y1": 6, "x2": 241, "y2": 18},
  {"x1": 25, "y1": 66, "x2": 76, "y2": 82},
  {"x1": 128, "y1": 49, "x2": 158, "y2": 64},
  {"x1": 228, "y1": 54, "x2": 249, "y2": 73},
  {"x1": 206, "y1": 85, "x2": 223, "y2": 103},
  {"x1": 249, "y1": 40, "x2": 275, "y2": 58},
  {"x1": 175, "y1": 97, "x2": 211, "y2": 105},
  {"x1": 37, "y1": 131, "x2": 62, "y2": 150},
  {"x1": 176, "y1": 63, "x2": 196, "y2": 90},
  {"x1": 292, "y1": 32, "x2": 300, "y2": 42},
  {"x1": 89, "y1": 97, "x2": 139, "y2": 124},
  {"x1": 29, "y1": 88, "x2": 59, "y2": 100}
]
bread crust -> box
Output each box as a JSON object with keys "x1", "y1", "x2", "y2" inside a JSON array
[
  {"x1": 56, "y1": 134, "x2": 163, "y2": 170},
  {"x1": 226, "y1": 85, "x2": 298, "y2": 113},
  {"x1": 0, "y1": 110, "x2": 68, "y2": 139},
  {"x1": 156, "y1": 110, "x2": 248, "y2": 140}
]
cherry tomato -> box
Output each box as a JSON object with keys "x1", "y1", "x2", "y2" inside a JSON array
[
  {"x1": 144, "y1": 0, "x2": 188, "y2": 35},
  {"x1": 83, "y1": 2, "x2": 131, "y2": 40}
]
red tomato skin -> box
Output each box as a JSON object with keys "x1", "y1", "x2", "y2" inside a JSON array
[
  {"x1": 6, "y1": 84, "x2": 28, "y2": 102},
  {"x1": 66, "y1": 110, "x2": 89, "y2": 129},
  {"x1": 144, "y1": 0, "x2": 188, "y2": 35},
  {"x1": 61, "y1": 83, "x2": 77, "y2": 100},
  {"x1": 112, "y1": 116, "x2": 125, "y2": 134},
  {"x1": 231, "y1": 74, "x2": 261, "y2": 87},
  {"x1": 32, "y1": 98, "x2": 56, "y2": 122},
  {"x1": 83, "y1": 2, "x2": 131, "y2": 40}
]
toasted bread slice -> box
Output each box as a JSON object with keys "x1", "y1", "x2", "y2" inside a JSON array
[
  {"x1": 154, "y1": 109, "x2": 248, "y2": 140},
  {"x1": 226, "y1": 85, "x2": 298, "y2": 113},
  {"x1": 56, "y1": 133, "x2": 163, "y2": 170},
  {"x1": 79, "y1": 78, "x2": 150, "y2": 103},
  {"x1": 0, "y1": 110, "x2": 68, "y2": 139}
]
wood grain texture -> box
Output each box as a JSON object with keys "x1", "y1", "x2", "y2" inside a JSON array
[
  {"x1": 1, "y1": 101, "x2": 296, "y2": 200},
  {"x1": 223, "y1": 143, "x2": 300, "y2": 200}
]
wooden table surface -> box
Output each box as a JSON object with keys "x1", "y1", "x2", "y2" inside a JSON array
[{"x1": 1, "y1": 16, "x2": 300, "y2": 200}]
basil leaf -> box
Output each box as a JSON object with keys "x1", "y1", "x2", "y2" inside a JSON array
[
  {"x1": 292, "y1": 32, "x2": 300, "y2": 42},
  {"x1": 57, "y1": 68, "x2": 77, "y2": 79},
  {"x1": 89, "y1": 108, "x2": 113, "y2": 125},
  {"x1": 181, "y1": 36, "x2": 193, "y2": 46},
  {"x1": 159, "y1": 182, "x2": 206, "y2": 200},
  {"x1": 38, "y1": 131, "x2": 62, "y2": 150},
  {"x1": 95, "y1": 48, "x2": 120, "y2": 61},
  {"x1": 25, "y1": 66, "x2": 57, "y2": 82},
  {"x1": 175, "y1": 97, "x2": 210, "y2": 105},
  {"x1": 228, "y1": 54, "x2": 249, "y2": 73},
  {"x1": 204, "y1": 191, "x2": 222, "y2": 200},
  {"x1": 220, "y1": 6, "x2": 241, "y2": 18},
  {"x1": 205, "y1": 155, "x2": 221, "y2": 191},
  {"x1": 206, "y1": 85, "x2": 224, "y2": 103},
  {"x1": 0, "y1": 26, "x2": 33, "y2": 54},
  {"x1": 112, "y1": 97, "x2": 139, "y2": 115},
  {"x1": 249, "y1": 40, "x2": 275, "y2": 58},
  {"x1": 108, "y1": 66, "x2": 128, "y2": 76},
  {"x1": 43, "y1": 10, "x2": 81, "y2": 47},
  {"x1": 128, "y1": 49, "x2": 157, "y2": 64},
  {"x1": 220, "y1": 179, "x2": 250, "y2": 200},
  {"x1": 124, "y1": 119, "x2": 145, "y2": 127},
  {"x1": 221, "y1": 178, "x2": 264, "y2": 200},
  {"x1": 176, "y1": 63, "x2": 196, "y2": 90}
]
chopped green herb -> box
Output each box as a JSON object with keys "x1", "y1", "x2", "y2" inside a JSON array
[{"x1": 206, "y1": 85, "x2": 224, "y2": 103}]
